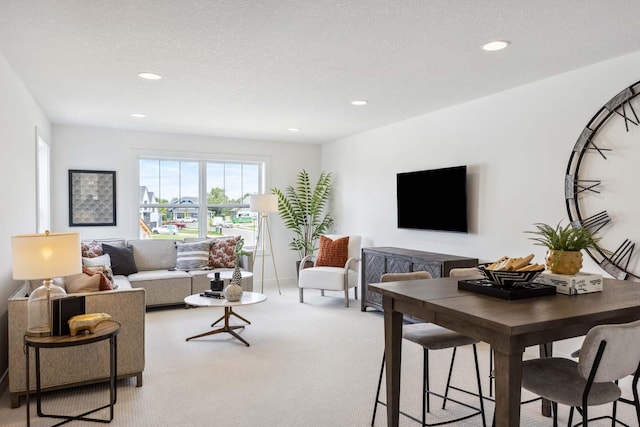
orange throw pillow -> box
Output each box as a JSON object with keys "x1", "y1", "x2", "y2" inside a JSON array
[{"x1": 315, "y1": 236, "x2": 349, "y2": 267}]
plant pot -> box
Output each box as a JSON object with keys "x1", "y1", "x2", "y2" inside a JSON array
[{"x1": 545, "y1": 250, "x2": 583, "y2": 275}]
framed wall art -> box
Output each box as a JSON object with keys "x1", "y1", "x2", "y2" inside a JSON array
[{"x1": 69, "y1": 169, "x2": 116, "y2": 226}]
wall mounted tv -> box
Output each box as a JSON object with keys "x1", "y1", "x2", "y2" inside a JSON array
[{"x1": 396, "y1": 165, "x2": 468, "y2": 233}]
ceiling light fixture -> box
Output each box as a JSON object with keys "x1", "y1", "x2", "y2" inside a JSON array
[
  {"x1": 351, "y1": 100, "x2": 368, "y2": 106},
  {"x1": 288, "y1": 128, "x2": 300, "y2": 132},
  {"x1": 131, "y1": 113, "x2": 147, "y2": 118},
  {"x1": 482, "y1": 40, "x2": 510, "y2": 51},
  {"x1": 137, "y1": 72, "x2": 162, "y2": 80}
]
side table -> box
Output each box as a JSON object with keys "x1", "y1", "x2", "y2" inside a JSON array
[{"x1": 24, "y1": 319, "x2": 121, "y2": 426}]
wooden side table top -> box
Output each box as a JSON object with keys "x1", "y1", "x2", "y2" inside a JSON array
[{"x1": 24, "y1": 320, "x2": 120, "y2": 348}]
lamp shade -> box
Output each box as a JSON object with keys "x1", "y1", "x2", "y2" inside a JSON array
[
  {"x1": 250, "y1": 194, "x2": 278, "y2": 213},
  {"x1": 12, "y1": 232, "x2": 82, "y2": 280}
]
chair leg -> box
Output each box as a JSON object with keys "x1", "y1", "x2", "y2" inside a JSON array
[
  {"x1": 299, "y1": 288, "x2": 304, "y2": 303},
  {"x1": 611, "y1": 399, "x2": 617, "y2": 427},
  {"x1": 344, "y1": 288, "x2": 349, "y2": 307},
  {"x1": 633, "y1": 373, "x2": 640, "y2": 426},
  {"x1": 555, "y1": 402, "x2": 560, "y2": 427},
  {"x1": 442, "y1": 347, "x2": 457, "y2": 409},
  {"x1": 423, "y1": 348, "x2": 428, "y2": 426},
  {"x1": 371, "y1": 352, "x2": 385, "y2": 426},
  {"x1": 354, "y1": 285, "x2": 358, "y2": 300},
  {"x1": 472, "y1": 344, "x2": 487, "y2": 427},
  {"x1": 321, "y1": 289, "x2": 325, "y2": 296},
  {"x1": 489, "y1": 346, "x2": 494, "y2": 397}
]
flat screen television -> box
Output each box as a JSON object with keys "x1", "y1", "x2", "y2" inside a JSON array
[{"x1": 396, "y1": 165, "x2": 468, "y2": 233}]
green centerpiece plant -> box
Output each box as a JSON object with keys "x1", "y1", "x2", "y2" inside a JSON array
[{"x1": 525, "y1": 221, "x2": 610, "y2": 275}]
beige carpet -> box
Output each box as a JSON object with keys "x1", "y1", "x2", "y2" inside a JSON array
[{"x1": 1, "y1": 284, "x2": 638, "y2": 426}]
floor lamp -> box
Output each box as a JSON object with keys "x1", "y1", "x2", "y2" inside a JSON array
[{"x1": 250, "y1": 194, "x2": 281, "y2": 295}]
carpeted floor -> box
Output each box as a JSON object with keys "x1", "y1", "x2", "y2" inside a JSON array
[{"x1": 1, "y1": 284, "x2": 638, "y2": 426}]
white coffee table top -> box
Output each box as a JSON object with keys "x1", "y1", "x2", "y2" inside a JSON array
[
  {"x1": 184, "y1": 291, "x2": 266, "y2": 308},
  {"x1": 207, "y1": 270, "x2": 254, "y2": 280}
]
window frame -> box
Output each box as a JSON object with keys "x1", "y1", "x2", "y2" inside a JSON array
[{"x1": 137, "y1": 151, "x2": 269, "y2": 242}]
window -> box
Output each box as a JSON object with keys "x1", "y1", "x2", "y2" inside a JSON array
[{"x1": 139, "y1": 157, "x2": 264, "y2": 244}]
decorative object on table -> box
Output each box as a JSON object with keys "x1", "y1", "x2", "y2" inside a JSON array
[
  {"x1": 223, "y1": 239, "x2": 250, "y2": 302},
  {"x1": 249, "y1": 193, "x2": 281, "y2": 294},
  {"x1": 52, "y1": 295, "x2": 85, "y2": 336},
  {"x1": 68, "y1": 169, "x2": 116, "y2": 226},
  {"x1": 525, "y1": 221, "x2": 611, "y2": 275},
  {"x1": 458, "y1": 279, "x2": 556, "y2": 300},
  {"x1": 11, "y1": 231, "x2": 82, "y2": 336},
  {"x1": 210, "y1": 271, "x2": 224, "y2": 291},
  {"x1": 68, "y1": 313, "x2": 112, "y2": 336},
  {"x1": 271, "y1": 170, "x2": 334, "y2": 268},
  {"x1": 535, "y1": 271, "x2": 603, "y2": 295},
  {"x1": 478, "y1": 254, "x2": 545, "y2": 288},
  {"x1": 478, "y1": 265, "x2": 545, "y2": 288}
]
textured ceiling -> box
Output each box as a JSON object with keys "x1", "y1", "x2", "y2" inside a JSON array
[{"x1": 1, "y1": 1, "x2": 640, "y2": 143}]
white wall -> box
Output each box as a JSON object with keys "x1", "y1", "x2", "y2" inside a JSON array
[
  {"x1": 322, "y1": 50, "x2": 640, "y2": 356},
  {"x1": 51, "y1": 125, "x2": 321, "y2": 286},
  {"x1": 0, "y1": 53, "x2": 51, "y2": 386}
]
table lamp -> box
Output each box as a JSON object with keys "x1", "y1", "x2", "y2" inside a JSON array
[
  {"x1": 12, "y1": 231, "x2": 81, "y2": 336},
  {"x1": 249, "y1": 194, "x2": 281, "y2": 294}
]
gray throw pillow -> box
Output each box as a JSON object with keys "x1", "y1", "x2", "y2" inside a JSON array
[
  {"x1": 102, "y1": 243, "x2": 138, "y2": 276},
  {"x1": 175, "y1": 241, "x2": 212, "y2": 271}
]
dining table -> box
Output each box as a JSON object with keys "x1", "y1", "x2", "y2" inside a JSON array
[{"x1": 368, "y1": 276, "x2": 640, "y2": 427}]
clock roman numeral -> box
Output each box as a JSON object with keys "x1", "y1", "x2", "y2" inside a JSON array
[
  {"x1": 605, "y1": 87, "x2": 640, "y2": 132},
  {"x1": 600, "y1": 239, "x2": 636, "y2": 280},
  {"x1": 574, "y1": 127, "x2": 612, "y2": 160},
  {"x1": 572, "y1": 211, "x2": 611, "y2": 234},
  {"x1": 575, "y1": 179, "x2": 602, "y2": 194}
]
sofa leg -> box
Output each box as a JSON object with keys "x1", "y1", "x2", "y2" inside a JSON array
[
  {"x1": 10, "y1": 392, "x2": 20, "y2": 408},
  {"x1": 321, "y1": 290, "x2": 325, "y2": 296},
  {"x1": 299, "y1": 288, "x2": 304, "y2": 303},
  {"x1": 136, "y1": 372, "x2": 143, "y2": 387}
]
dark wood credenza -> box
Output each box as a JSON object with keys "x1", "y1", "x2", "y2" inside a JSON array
[{"x1": 360, "y1": 246, "x2": 478, "y2": 313}]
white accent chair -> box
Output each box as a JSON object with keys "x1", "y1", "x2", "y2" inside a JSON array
[{"x1": 297, "y1": 234, "x2": 361, "y2": 307}]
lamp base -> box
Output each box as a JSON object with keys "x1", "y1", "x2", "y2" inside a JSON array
[{"x1": 27, "y1": 279, "x2": 67, "y2": 337}]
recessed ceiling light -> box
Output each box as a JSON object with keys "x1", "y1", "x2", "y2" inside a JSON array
[
  {"x1": 351, "y1": 100, "x2": 368, "y2": 106},
  {"x1": 137, "y1": 72, "x2": 162, "y2": 80},
  {"x1": 482, "y1": 40, "x2": 510, "y2": 51},
  {"x1": 131, "y1": 113, "x2": 147, "y2": 118},
  {"x1": 288, "y1": 128, "x2": 300, "y2": 132}
]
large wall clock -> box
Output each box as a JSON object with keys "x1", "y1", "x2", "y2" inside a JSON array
[{"x1": 565, "y1": 79, "x2": 640, "y2": 280}]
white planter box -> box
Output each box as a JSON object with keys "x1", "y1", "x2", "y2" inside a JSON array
[{"x1": 536, "y1": 271, "x2": 603, "y2": 295}]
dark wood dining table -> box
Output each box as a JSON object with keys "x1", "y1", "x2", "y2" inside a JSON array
[{"x1": 368, "y1": 276, "x2": 640, "y2": 427}]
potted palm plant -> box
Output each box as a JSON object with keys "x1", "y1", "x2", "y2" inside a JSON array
[
  {"x1": 525, "y1": 221, "x2": 610, "y2": 274},
  {"x1": 271, "y1": 170, "x2": 334, "y2": 268}
]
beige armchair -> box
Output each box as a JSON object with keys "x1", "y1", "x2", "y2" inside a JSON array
[{"x1": 298, "y1": 234, "x2": 361, "y2": 307}]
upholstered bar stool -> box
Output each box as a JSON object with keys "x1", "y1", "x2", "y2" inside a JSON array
[{"x1": 371, "y1": 271, "x2": 487, "y2": 427}]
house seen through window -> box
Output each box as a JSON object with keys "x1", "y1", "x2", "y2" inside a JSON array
[{"x1": 139, "y1": 158, "x2": 263, "y2": 244}]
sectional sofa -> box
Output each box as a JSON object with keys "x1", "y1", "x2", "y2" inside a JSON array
[{"x1": 7, "y1": 236, "x2": 253, "y2": 408}]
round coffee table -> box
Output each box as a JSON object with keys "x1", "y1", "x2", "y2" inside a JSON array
[{"x1": 184, "y1": 291, "x2": 266, "y2": 347}]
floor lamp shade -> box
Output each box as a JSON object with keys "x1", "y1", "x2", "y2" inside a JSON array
[
  {"x1": 12, "y1": 231, "x2": 81, "y2": 336},
  {"x1": 249, "y1": 194, "x2": 278, "y2": 213}
]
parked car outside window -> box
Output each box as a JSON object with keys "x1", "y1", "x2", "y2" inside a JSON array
[{"x1": 152, "y1": 225, "x2": 177, "y2": 235}]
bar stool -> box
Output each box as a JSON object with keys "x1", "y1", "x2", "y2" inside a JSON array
[{"x1": 371, "y1": 271, "x2": 487, "y2": 427}]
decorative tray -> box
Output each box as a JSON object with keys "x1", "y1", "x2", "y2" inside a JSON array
[{"x1": 457, "y1": 279, "x2": 556, "y2": 300}]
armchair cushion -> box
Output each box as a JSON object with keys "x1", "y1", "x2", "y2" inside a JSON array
[{"x1": 315, "y1": 235, "x2": 349, "y2": 267}]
